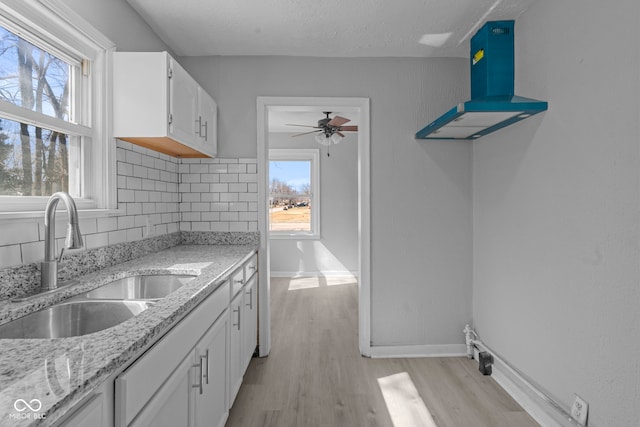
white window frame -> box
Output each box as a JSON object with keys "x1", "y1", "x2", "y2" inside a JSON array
[
  {"x1": 0, "y1": 0, "x2": 116, "y2": 217},
  {"x1": 268, "y1": 148, "x2": 320, "y2": 239}
]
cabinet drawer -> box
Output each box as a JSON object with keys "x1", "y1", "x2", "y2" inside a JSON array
[
  {"x1": 244, "y1": 254, "x2": 257, "y2": 281},
  {"x1": 230, "y1": 268, "x2": 244, "y2": 298},
  {"x1": 115, "y1": 281, "x2": 229, "y2": 426}
]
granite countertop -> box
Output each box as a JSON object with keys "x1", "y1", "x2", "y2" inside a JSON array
[{"x1": 0, "y1": 244, "x2": 257, "y2": 426}]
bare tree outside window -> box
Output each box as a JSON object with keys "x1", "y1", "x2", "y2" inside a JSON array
[
  {"x1": 0, "y1": 25, "x2": 72, "y2": 196},
  {"x1": 269, "y1": 161, "x2": 312, "y2": 232}
]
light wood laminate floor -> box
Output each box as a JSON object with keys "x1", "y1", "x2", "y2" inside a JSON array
[{"x1": 226, "y1": 276, "x2": 539, "y2": 427}]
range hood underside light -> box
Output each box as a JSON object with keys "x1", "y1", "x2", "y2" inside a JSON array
[{"x1": 415, "y1": 96, "x2": 547, "y2": 140}]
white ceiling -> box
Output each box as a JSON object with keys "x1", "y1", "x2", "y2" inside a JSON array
[{"x1": 127, "y1": 0, "x2": 536, "y2": 58}]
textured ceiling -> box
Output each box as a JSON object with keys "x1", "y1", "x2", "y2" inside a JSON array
[{"x1": 127, "y1": 0, "x2": 536, "y2": 58}]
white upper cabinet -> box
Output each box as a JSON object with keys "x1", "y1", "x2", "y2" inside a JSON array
[
  {"x1": 197, "y1": 87, "x2": 218, "y2": 157},
  {"x1": 113, "y1": 51, "x2": 217, "y2": 158}
]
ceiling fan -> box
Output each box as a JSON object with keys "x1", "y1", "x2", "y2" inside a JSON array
[{"x1": 287, "y1": 112, "x2": 358, "y2": 146}]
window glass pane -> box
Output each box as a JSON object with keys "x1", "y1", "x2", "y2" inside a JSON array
[
  {"x1": 269, "y1": 160, "x2": 311, "y2": 232},
  {"x1": 0, "y1": 24, "x2": 72, "y2": 122},
  {"x1": 0, "y1": 117, "x2": 73, "y2": 196}
]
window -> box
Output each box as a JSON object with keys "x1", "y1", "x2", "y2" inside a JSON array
[
  {"x1": 269, "y1": 149, "x2": 320, "y2": 238},
  {"x1": 0, "y1": 0, "x2": 115, "y2": 213}
]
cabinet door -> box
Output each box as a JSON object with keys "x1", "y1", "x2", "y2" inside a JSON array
[
  {"x1": 197, "y1": 87, "x2": 217, "y2": 157},
  {"x1": 129, "y1": 352, "x2": 195, "y2": 427},
  {"x1": 62, "y1": 393, "x2": 104, "y2": 427},
  {"x1": 169, "y1": 58, "x2": 199, "y2": 148},
  {"x1": 194, "y1": 310, "x2": 229, "y2": 427},
  {"x1": 228, "y1": 292, "x2": 243, "y2": 406},
  {"x1": 242, "y1": 275, "x2": 258, "y2": 373}
]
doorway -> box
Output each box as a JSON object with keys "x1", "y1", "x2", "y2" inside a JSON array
[{"x1": 256, "y1": 97, "x2": 371, "y2": 357}]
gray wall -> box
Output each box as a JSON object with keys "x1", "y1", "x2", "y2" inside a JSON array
[
  {"x1": 180, "y1": 55, "x2": 473, "y2": 347},
  {"x1": 268, "y1": 132, "x2": 358, "y2": 276},
  {"x1": 473, "y1": 0, "x2": 640, "y2": 425},
  {"x1": 61, "y1": 0, "x2": 171, "y2": 52}
]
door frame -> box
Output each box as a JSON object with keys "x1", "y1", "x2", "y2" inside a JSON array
[{"x1": 256, "y1": 96, "x2": 371, "y2": 357}]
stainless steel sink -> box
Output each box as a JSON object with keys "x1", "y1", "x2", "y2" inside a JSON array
[
  {"x1": 80, "y1": 274, "x2": 196, "y2": 301},
  {"x1": 0, "y1": 300, "x2": 153, "y2": 339}
]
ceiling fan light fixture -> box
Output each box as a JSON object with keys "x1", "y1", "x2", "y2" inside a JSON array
[
  {"x1": 315, "y1": 132, "x2": 332, "y2": 146},
  {"x1": 330, "y1": 133, "x2": 343, "y2": 144}
]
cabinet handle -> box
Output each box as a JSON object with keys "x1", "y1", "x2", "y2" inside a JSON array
[
  {"x1": 248, "y1": 265, "x2": 256, "y2": 271},
  {"x1": 192, "y1": 357, "x2": 204, "y2": 395},
  {"x1": 202, "y1": 121, "x2": 208, "y2": 141},
  {"x1": 245, "y1": 288, "x2": 253, "y2": 310},
  {"x1": 195, "y1": 116, "x2": 202, "y2": 136},
  {"x1": 233, "y1": 307, "x2": 241, "y2": 330},
  {"x1": 202, "y1": 350, "x2": 209, "y2": 385},
  {"x1": 235, "y1": 278, "x2": 244, "y2": 285}
]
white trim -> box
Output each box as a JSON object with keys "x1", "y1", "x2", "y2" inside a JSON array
[
  {"x1": 257, "y1": 96, "x2": 371, "y2": 358},
  {"x1": 491, "y1": 365, "x2": 567, "y2": 427},
  {"x1": 369, "y1": 344, "x2": 467, "y2": 359},
  {"x1": 0, "y1": 0, "x2": 116, "y2": 211},
  {"x1": 468, "y1": 339, "x2": 580, "y2": 427}
]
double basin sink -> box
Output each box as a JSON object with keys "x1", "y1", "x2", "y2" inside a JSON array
[{"x1": 0, "y1": 274, "x2": 196, "y2": 339}]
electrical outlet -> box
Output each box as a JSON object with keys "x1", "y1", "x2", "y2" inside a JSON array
[{"x1": 570, "y1": 394, "x2": 588, "y2": 426}]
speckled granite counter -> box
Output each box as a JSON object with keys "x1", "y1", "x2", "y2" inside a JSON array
[{"x1": 0, "y1": 243, "x2": 257, "y2": 426}]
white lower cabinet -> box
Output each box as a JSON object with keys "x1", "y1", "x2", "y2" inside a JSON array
[
  {"x1": 61, "y1": 252, "x2": 259, "y2": 427},
  {"x1": 115, "y1": 281, "x2": 230, "y2": 427},
  {"x1": 61, "y1": 393, "x2": 105, "y2": 427},
  {"x1": 229, "y1": 269, "x2": 258, "y2": 407},
  {"x1": 194, "y1": 313, "x2": 228, "y2": 427},
  {"x1": 228, "y1": 291, "x2": 243, "y2": 405},
  {"x1": 242, "y1": 275, "x2": 258, "y2": 369}
]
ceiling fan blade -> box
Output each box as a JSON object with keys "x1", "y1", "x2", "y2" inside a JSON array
[
  {"x1": 336, "y1": 131, "x2": 345, "y2": 137},
  {"x1": 338, "y1": 125, "x2": 358, "y2": 132},
  {"x1": 286, "y1": 123, "x2": 320, "y2": 128},
  {"x1": 328, "y1": 116, "x2": 350, "y2": 127},
  {"x1": 291, "y1": 130, "x2": 322, "y2": 137}
]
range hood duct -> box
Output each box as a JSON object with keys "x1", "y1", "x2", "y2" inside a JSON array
[{"x1": 416, "y1": 20, "x2": 547, "y2": 140}]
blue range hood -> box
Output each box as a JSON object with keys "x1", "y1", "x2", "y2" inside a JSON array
[{"x1": 416, "y1": 20, "x2": 547, "y2": 140}]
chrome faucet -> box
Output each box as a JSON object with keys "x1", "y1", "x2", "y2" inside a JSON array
[{"x1": 41, "y1": 192, "x2": 83, "y2": 291}]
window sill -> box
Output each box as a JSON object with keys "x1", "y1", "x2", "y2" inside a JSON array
[{"x1": 0, "y1": 208, "x2": 124, "y2": 222}]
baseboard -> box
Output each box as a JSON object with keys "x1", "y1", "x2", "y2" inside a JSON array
[
  {"x1": 270, "y1": 270, "x2": 359, "y2": 278},
  {"x1": 369, "y1": 344, "x2": 467, "y2": 358},
  {"x1": 470, "y1": 347, "x2": 582, "y2": 427}
]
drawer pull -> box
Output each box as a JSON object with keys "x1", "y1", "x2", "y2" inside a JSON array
[
  {"x1": 233, "y1": 307, "x2": 241, "y2": 330},
  {"x1": 245, "y1": 288, "x2": 253, "y2": 310}
]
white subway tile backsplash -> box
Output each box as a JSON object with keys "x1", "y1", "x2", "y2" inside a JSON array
[
  {"x1": 238, "y1": 173, "x2": 257, "y2": 183},
  {"x1": 191, "y1": 222, "x2": 211, "y2": 231},
  {"x1": 0, "y1": 245, "x2": 22, "y2": 268},
  {"x1": 85, "y1": 232, "x2": 109, "y2": 250},
  {"x1": 220, "y1": 212, "x2": 238, "y2": 221},
  {"x1": 97, "y1": 217, "x2": 118, "y2": 233},
  {"x1": 210, "y1": 164, "x2": 228, "y2": 173},
  {"x1": 21, "y1": 241, "x2": 45, "y2": 264},
  {"x1": 229, "y1": 183, "x2": 248, "y2": 193},
  {"x1": 191, "y1": 183, "x2": 210, "y2": 193},
  {"x1": 190, "y1": 164, "x2": 209, "y2": 173},
  {"x1": 229, "y1": 222, "x2": 249, "y2": 232},
  {"x1": 220, "y1": 193, "x2": 239, "y2": 202},
  {"x1": 210, "y1": 222, "x2": 229, "y2": 231},
  {"x1": 220, "y1": 174, "x2": 239, "y2": 183},
  {"x1": 2, "y1": 151, "x2": 256, "y2": 269},
  {"x1": 210, "y1": 183, "x2": 229, "y2": 193},
  {"x1": 108, "y1": 229, "x2": 127, "y2": 245},
  {"x1": 228, "y1": 163, "x2": 246, "y2": 174}
]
